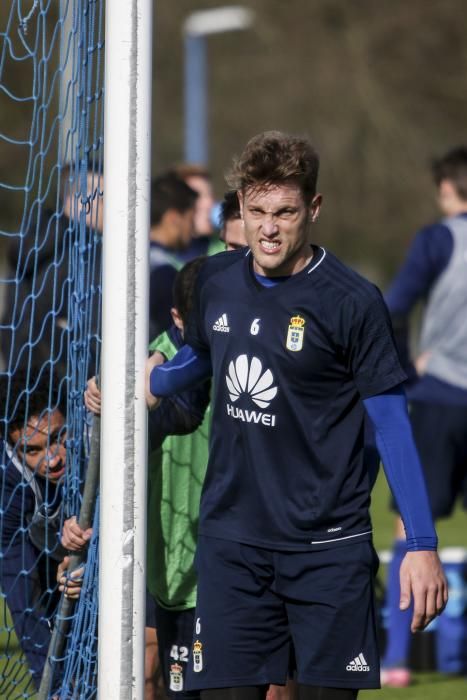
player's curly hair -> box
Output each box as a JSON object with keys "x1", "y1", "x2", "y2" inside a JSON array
[
  {"x1": 226, "y1": 131, "x2": 320, "y2": 203},
  {"x1": 0, "y1": 368, "x2": 65, "y2": 440}
]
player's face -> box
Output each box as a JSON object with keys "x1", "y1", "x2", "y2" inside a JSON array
[
  {"x1": 239, "y1": 183, "x2": 321, "y2": 277},
  {"x1": 437, "y1": 179, "x2": 465, "y2": 217},
  {"x1": 10, "y1": 409, "x2": 67, "y2": 482}
]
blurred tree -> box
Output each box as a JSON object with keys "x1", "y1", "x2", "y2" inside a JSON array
[{"x1": 2, "y1": 0, "x2": 467, "y2": 283}]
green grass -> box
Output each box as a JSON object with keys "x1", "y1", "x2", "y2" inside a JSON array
[
  {"x1": 369, "y1": 471, "x2": 466, "y2": 699},
  {"x1": 0, "y1": 604, "x2": 36, "y2": 698},
  {"x1": 363, "y1": 672, "x2": 466, "y2": 699}
]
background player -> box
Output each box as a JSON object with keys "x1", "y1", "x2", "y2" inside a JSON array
[
  {"x1": 84, "y1": 260, "x2": 210, "y2": 700},
  {"x1": 219, "y1": 190, "x2": 248, "y2": 251},
  {"x1": 381, "y1": 146, "x2": 467, "y2": 686},
  {"x1": 149, "y1": 173, "x2": 198, "y2": 339},
  {"x1": 0, "y1": 166, "x2": 103, "y2": 377},
  {"x1": 174, "y1": 164, "x2": 225, "y2": 262},
  {"x1": 146, "y1": 258, "x2": 211, "y2": 700},
  {"x1": 148, "y1": 131, "x2": 447, "y2": 700}
]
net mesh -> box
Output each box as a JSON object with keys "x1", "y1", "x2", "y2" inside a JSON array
[{"x1": 0, "y1": 0, "x2": 104, "y2": 696}]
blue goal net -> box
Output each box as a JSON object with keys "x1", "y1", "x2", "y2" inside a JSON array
[{"x1": 0, "y1": 0, "x2": 104, "y2": 696}]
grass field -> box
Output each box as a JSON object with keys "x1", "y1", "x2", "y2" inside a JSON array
[
  {"x1": 0, "y1": 605, "x2": 36, "y2": 698},
  {"x1": 368, "y1": 471, "x2": 467, "y2": 699},
  {"x1": 363, "y1": 672, "x2": 466, "y2": 699}
]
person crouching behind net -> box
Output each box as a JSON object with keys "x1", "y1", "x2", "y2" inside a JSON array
[{"x1": 0, "y1": 369, "x2": 86, "y2": 689}]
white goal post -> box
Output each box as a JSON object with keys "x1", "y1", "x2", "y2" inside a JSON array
[{"x1": 99, "y1": 1, "x2": 152, "y2": 697}]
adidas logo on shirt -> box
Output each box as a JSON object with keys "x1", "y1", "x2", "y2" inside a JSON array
[
  {"x1": 213, "y1": 313, "x2": 230, "y2": 333},
  {"x1": 346, "y1": 653, "x2": 370, "y2": 672}
]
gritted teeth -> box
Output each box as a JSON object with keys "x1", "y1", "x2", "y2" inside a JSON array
[{"x1": 261, "y1": 240, "x2": 280, "y2": 250}]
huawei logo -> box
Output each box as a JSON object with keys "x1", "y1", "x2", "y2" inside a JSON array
[{"x1": 226, "y1": 355, "x2": 278, "y2": 409}]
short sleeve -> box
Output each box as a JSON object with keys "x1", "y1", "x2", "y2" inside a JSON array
[
  {"x1": 346, "y1": 291, "x2": 407, "y2": 398},
  {"x1": 184, "y1": 248, "x2": 245, "y2": 353}
]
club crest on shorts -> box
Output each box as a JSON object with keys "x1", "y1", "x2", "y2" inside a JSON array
[
  {"x1": 193, "y1": 639, "x2": 203, "y2": 673},
  {"x1": 169, "y1": 663, "x2": 184, "y2": 692},
  {"x1": 286, "y1": 315, "x2": 305, "y2": 352}
]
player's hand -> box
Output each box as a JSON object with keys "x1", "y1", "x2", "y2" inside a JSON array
[
  {"x1": 61, "y1": 516, "x2": 93, "y2": 551},
  {"x1": 57, "y1": 556, "x2": 85, "y2": 600},
  {"x1": 414, "y1": 351, "x2": 431, "y2": 376},
  {"x1": 399, "y1": 550, "x2": 448, "y2": 632},
  {"x1": 84, "y1": 376, "x2": 101, "y2": 415},
  {"x1": 145, "y1": 352, "x2": 165, "y2": 410}
]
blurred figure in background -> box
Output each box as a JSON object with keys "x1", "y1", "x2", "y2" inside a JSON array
[
  {"x1": 382, "y1": 146, "x2": 467, "y2": 687},
  {"x1": 1, "y1": 165, "x2": 103, "y2": 378},
  {"x1": 149, "y1": 173, "x2": 197, "y2": 339},
  {"x1": 174, "y1": 164, "x2": 225, "y2": 262},
  {"x1": 219, "y1": 190, "x2": 247, "y2": 251}
]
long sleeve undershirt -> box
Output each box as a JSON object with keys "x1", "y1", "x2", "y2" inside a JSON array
[{"x1": 363, "y1": 386, "x2": 437, "y2": 551}]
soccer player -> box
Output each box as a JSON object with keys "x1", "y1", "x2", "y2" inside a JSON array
[
  {"x1": 0, "y1": 370, "x2": 84, "y2": 688},
  {"x1": 381, "y1": 146, "x2": 467, "y2": 686},
  {"x1": 147, "y1": 131, "x2": 448, "y2": 700}
]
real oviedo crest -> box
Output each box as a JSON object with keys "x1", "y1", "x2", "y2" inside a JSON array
[
  {"x1": 286, "y1": 315, "x2": 305, "y2": 352},
  {"x1": 193, "y1": 639, "x2": 203, "y2": 673},
  {"x1": 169, "y1": 663, "x2": 184, "y2": 692}
]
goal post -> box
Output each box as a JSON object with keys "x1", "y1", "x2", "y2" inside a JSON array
[{"x1": 98, "y1": 0, "x2": 152, "y2": 697}]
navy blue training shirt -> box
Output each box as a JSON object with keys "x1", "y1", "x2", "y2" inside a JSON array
[{"x1": 185, "y1": 246, "x2": 407, "y2": 550}]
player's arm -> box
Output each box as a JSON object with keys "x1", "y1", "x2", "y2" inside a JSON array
[
  {"x1": 385, "y1": 225, "x2": 453, "y2": 317},
  {"x1": 385, "y1": 225, "x2": 453, "y2": 377},
  {"x1": 363, "y1": 385, "x2": 448, "y2": 631},
  {"x1": 148, "y1": 344, "x2": 212, "y2": 405},
  {"x1": 85, "y1": 354, "x2": 210, "y2": 447},
  {"x1": 148, "y1": 386, "x2": 210, "y2": 450},
  {"x1": 147, "y1": 348, "x2": 211, "y2": 448}
]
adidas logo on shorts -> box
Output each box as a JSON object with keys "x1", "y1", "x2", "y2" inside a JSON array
[
  {"x1": 346, "y1": 653, "x2": 370, "y2": 672},
  {"x1": 213, "y1": 313, "x2": 230, "y2": 333}
]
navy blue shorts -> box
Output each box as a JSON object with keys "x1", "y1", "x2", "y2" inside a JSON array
[
  {"x1": 146, "y1": 590, "x2": 200, "y2": 699},
  {"x1": 186, "y1": 536, "x2": 381, "y2": 691}
]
